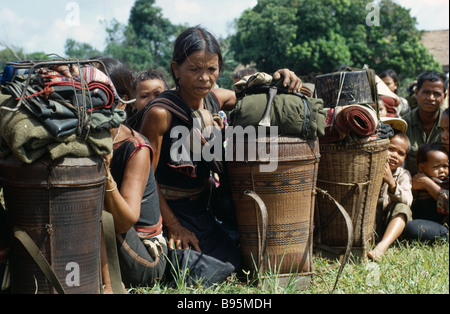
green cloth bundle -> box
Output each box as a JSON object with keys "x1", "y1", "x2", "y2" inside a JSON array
[
  {"x1": 0, "y1": 95, "x2": 113, "y2": 164},
  {"x1": 230, "y1": 72, "x2": 326, "y2": 140}
]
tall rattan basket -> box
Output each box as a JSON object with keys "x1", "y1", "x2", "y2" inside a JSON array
[
  {"x1": 227, "y1": 136, "x2": 320, "y2": 288},
  {"x1": 315, "y1": 138, "x2": 389, "y2": 259},
  {"x1": 0, "y1": 156, "x2": 105, "y2": 294}
]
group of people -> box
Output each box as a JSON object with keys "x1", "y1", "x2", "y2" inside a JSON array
[
  {"x1": 98, "y1": 26, "x2": 449, "y2": 291},
  {"x1": 368, "y1": 70, "x2": 448, "y2": 260},
  {"x1": 98, "y1": 26, "x2": 302, "y2": 292},
  {"x1": 1, "y1": 25, "x2": 443, "y2": 292}
]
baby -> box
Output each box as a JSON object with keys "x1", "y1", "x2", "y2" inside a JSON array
[
  {"x1": 412, "y1": 142, "x2": 449, "y2": 223},
  {"x1": 368, "y1": 131, "x2": 413, "y2": 260}
]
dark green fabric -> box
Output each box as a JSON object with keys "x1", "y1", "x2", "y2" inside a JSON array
[
  {"x1": 230, "y1": 87, "x2": 326, "y2": 140},
  {"x1": 0, "y1": 96, "x2": 113, "y2": 163}
]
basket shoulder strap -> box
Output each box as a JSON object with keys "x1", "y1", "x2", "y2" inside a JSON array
[
  {"x1": 315, "y1": 188, "x2": 353, "y2": 293},
  {"x1": 102, "y1": 210, "x2": 124, "y2": 294},
  {"x1": 13, "y1": 226, "x2": 66, "y2": 294}
]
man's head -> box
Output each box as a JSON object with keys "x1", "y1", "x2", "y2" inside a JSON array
[{"x1": 415, "y1": 71, "x2": 446, "y2": 114}]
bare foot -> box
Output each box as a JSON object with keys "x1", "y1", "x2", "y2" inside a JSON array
[
  {"x1": 102, "y1": 284, "x2": 113, "y2": 294},
  {"x1": 102, "y1": 283, "x2": 127, "y2": 294},
  {"x1": 367, "y1": 247, "x2": 385, "y2": 261}
]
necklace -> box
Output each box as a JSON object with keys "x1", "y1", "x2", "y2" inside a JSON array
[{"x1": 113, "y1": 124, "x2": 122, "y2": 143}]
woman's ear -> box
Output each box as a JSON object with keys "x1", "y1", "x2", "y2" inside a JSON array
[{"x1": 172, "y1": 61, "x2": 180, "y2": 80}]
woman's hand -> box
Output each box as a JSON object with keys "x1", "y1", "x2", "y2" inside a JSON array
[
  {"x1": 166, "y1": 222, "x2": 201, "y2": 252},
  {"x1": 273, "y1": 68, "x2": 303, "y2": 94},
  {"x1": 103, "y1": 152, "x2": 114, "y2": 180}
]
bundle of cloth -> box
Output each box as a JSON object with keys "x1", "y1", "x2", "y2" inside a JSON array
[
  {"x1": 0, "y1": 62, "x2": 126, "y2": 163},
  {"x1": 232, "y1": 72, "x2": 326, "y2": 140},
  {"x1": 320, "y1": 104, "x2": 381, "y2": 144},
  {"x1": 376, "y1": 75, "x2": 401, "y2": 118},
  {"x1": 1, "y1": 63, "x2": 124, "y2": 138}
]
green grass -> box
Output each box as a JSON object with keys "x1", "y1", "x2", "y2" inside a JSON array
[{"x1": 130, "y1": 239, "x2": 449, "y2": 295}]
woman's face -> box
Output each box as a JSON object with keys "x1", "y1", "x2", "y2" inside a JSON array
[
  {"x1": 172, "y1": 50, "x2": 220, "y2": 105},
  {"x1": 382, "y1": 76, "x2": 398, "y2": 93}
]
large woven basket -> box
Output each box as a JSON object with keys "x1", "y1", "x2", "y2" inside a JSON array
[
  {"x1": 0, "y1": 156, "x2": 105, "y2": 294},
  {"x1": 315, "y1": 138, "x2": 389, "y2": 259},
  {"x1": 227, "y1": 136, "x2": 320, "y2": 288}
]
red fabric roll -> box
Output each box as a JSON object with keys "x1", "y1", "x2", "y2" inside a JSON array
[
  {"x1": 381, "y1": 96, "x2": 398, "y2": 117},
  {"x1": 335, "y1": 105, "x2": 377, "y2": 137}
]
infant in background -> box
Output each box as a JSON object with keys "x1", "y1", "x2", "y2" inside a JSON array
[{"x1": 412, "y1": 143, "x2": 449, "y2": 223}]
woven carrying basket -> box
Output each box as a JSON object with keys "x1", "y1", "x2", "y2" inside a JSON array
[
  {"x1": 315, "y1": 138, "x2": 389, "y2": 258},
  {"x1": 0, "y1": 156, "x2": 105, "y2": 294},
  {"x1": 227, "y1": 136, "x2": 320, "y2": 286}
]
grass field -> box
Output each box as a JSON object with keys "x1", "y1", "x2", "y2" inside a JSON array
[{"x1": 130, "y1": 238, "x2": 449, "y2": 295}]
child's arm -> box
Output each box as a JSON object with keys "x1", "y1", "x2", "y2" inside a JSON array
[
  {"x1": 412, "y1": 173, "x2": 441, "y2": 200},
  {"x1": 389, "y1": 168, "x2": 413, "y2": 207},
  {"x1": 437, "y1": 178, "x2": 449, "y2": 216}
]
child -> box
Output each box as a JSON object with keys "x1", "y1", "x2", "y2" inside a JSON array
[
  {"x1": 368, "y1": 130, "x2": 413, "y2": 261},
  {"x1": 378, "y1": 98, "x2": 388, "y2": 118},
  {"x1": 411, "y1": 143, "x2": 449, "y2": 223},
  {"x1": 126, "y1": 69, "x2": 169, "y2": 131},
  {"x1": 404, "y1": 110, "x2": 449, "y2": 242},
  {"x1": 438, "y1": 109, "x2": 449, "y2": 216},
  {"x1": 133, "y1": 69, "x2": 169, "y2": 112}
]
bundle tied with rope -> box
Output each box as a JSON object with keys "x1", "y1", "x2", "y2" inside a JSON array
[
  {"x1": 0, "y1": 59, "x2": 128, "y2": 294},
  {"x1": 0, "y1": 60, "x2": 127, "y2": 163}
]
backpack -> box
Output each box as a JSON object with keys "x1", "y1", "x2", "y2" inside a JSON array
[{"x1": 230, "y1": 72, "x2": 326, "y2": 140}]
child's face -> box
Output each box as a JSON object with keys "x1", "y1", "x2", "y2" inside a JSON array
[
  {"x1": 135, "y1": 79, "x2": 166, "y2": 111},
  {"x1": 387, "y1": 135, "x2": 408, "y2": 171},
  {"x1": 419, "y1": 150, "x2": 449, "y2": 181},
  {"x1": 378, "y1": 100, "x2": 387, "y2": 117},
  {"x1": 441, "y1": 113, "x2": 449, "y2": 153}
]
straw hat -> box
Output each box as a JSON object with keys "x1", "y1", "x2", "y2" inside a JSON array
[{"x1": 380, "y1": 116, "x2": 408, "y2": 133}]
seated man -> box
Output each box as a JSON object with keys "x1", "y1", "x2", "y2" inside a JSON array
[{"x1": 403, "y1": 70, "x2": 446, "y2": 176}]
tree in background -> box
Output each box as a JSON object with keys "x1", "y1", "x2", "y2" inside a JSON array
[
  {"x1": 126, "y1": 0, "x2": 179, "y2": 70},
  {"x1": 0, "y1": 43, "x2": 51, "y2": 70},
  {"x1": 230, "y1": 0, "x2": 441, "y2": 89},
  {"x1": 102, "y1": 18, "x2": 156, "y2": 72},
  {"x1": 64, "y1": 39, "x2": 102, "y2": 60},
  {"x1": 65, "y1": 0, "x2": 180, "y2": 74},
  {"x1": 2, "y1": 0, "x2": 443, "y2": 94},
  {"x1": 102, "y1": 0, "x2": 183, "y2": 73}
]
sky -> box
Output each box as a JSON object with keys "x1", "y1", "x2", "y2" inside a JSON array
[{"x1": 0, "y1": 0, "x2": 448, "y2": 57}]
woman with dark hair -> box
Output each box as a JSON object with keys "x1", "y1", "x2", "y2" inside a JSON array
[
  {"x1": 380, "y1": 69, "x2": 410, "y2": 116},
  {"x1": 136, "y1": 26, "x2": 302, "y2": 285},
  {"x1": 98, "y1": 58, "x2": 166, "y2": 292}
]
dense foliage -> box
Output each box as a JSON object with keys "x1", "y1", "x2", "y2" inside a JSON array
[
  {"x1": 230, "y1": 0, "x2": 441, "y2": 83},
  {"x1": 0, "y1": 0, "x2": 443, "y2": 90}
]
